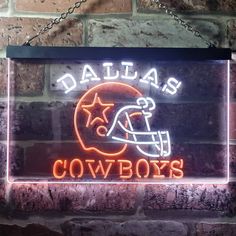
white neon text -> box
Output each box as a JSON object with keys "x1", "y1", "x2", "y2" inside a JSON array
[
  {"x1": 140, "y1": 68, "x2": 159, "y2": 89},
  {"x1": 81, "y1": 65, "x2": 100, "y2": 84},
  {"x1": 56, "y1": 63, "x2": 182, "y2": 95},
  {"x1": 56, "y1": 73, "x2": 77, "y2": 94},
  {"x1": 121, "y1": 62, "x2": 138, "y2": 80},
  {"x1": 162, "y1": 77, "x2": 182, "y2": 95},
  {"x1": 103, "y1": 62, "x2": 119, "y2": 80}
]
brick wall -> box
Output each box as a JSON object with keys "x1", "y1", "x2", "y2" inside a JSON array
[{"x1": 0, "y1": 1, "x2": 236, "y2": 235}]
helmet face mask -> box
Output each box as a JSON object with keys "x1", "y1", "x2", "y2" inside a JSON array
[{"x1": 107, "y1": 97, "x2": 171, "y2": 158}]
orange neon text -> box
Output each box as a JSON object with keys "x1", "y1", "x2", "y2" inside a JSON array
[{"x1": 52, "y1": 158, "x2": 184, "y2": 180}]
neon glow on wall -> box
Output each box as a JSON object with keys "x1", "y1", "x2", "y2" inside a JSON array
[{"x1": 6, "y1": 46, "x2": 231, "y2": 184}]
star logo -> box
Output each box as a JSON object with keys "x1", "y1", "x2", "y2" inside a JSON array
[
  {"x1": 74, "y1": 82, "x2": 142, "y2": 156},
  {"x1": 82, "y1": 93, "x2": 114, "y2": 127}
]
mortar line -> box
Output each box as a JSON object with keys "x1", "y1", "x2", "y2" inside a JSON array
[
  {"x1": 5, "y1": 177, "x2": 12, "y2": 204},
  {"x1": 82, "y1": 16, "x2": 88, "y2": 46},
  {"x1": 133, "y1": 184, "x2": 146, "y2": 219},
  {"x1": 0, "y1": 214, "x2": 235, "y2": 223},
  {"x1": 132, "y1": 0, "x2": 137, "y2": 16},
  {"x1": 7, "y1": 0, "x2": 13, "y2": 17}
]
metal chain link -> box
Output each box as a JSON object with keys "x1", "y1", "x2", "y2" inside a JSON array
[
  {"x1": 153, "y1": 0, "x2": 216, "y2": 47},
  {"x1": 23, "y1": 0, "x2": 215, "y2": 47},
  {"x1": 23, "y1": 0, "x2": 87, "y2": 45}
]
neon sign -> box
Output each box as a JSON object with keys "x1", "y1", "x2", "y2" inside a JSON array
[{"x1": 6, "y1": 46, "x2": 231, "y2": 184}]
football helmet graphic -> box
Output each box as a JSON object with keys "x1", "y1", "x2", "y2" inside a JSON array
[
  {"x1": 107, "y1": 97, "x2": 171, "y2": 158},
  {"x1": 74, "y1": 82, "x2": 171, "y2": 158}
]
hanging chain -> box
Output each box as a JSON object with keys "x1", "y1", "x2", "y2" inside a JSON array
[
  {"x1": 23, "y1": 0, "x2": 87, "y2": 46},
  {"x1": 23, "y1": 0, "x2": 215, "y2": 47},
  {"x1": 152, "y1": 0, "x2": 216, "y2": 47}
]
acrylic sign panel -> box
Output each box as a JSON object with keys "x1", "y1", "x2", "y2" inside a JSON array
[{"x1": 6, "y1": 47, "x2": 231, "y2": 184}]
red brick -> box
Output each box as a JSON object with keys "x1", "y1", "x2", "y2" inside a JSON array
[
  {"x1": 0, "y1": 102, "x2": 7, "y2": 141},
  {"x1": 0, "y1": 17, "x2": 83, "y2": 49},
  {"x1": 1, "y1": 59, "x2": 45, "y2": 97},
  {"x1": 48, "y1": 184, "x2": 137, "y2": 213},
  {"x1": 23, "y1": 143, "x2": 79, "y2": 176},
  {"x1": 11, "y1": 61, "x2": 45, "y2": 96},
  {"x1": 230, "y1": 62, "x2": 236, "y2": 99},
  {"x1": 230, "y1": 103, "x2": 236, "y2": 139},
  {"x1": 144, "y1": 183, "x2": 236, "y2": 215},
  {"x1": 196, "y1": 223, "x2": 236, "y2": 236},
  {"x1": 156, "y1": 103, "x2": 226, "y2": 141},
  {"x1": 11, "y1": 102, "x2": 74, "y2": 141},
  {"x1": 138, "y1": 0, "x2": 236, "y2": 12},
  {"x1": 0, "y1": 0, "x2": 7, "y2": 9},
  {"x1": 0, "y1": 181, "x2": 6, "y2": 216},
  {"x1": 0, "y1": 143, "x2": 23, "y2": 178},
  {"x1": 227, "y1": 19, "x2": 236, "y2": 50},
  {"x1": 0, "y1": 144, "x2": 6, "y2": 177},
  {"x1": 9, "y1": 183, "x2": 137, "y2": 213},
  {"x1": 10, "y1": 184, "x2": 54, "y2": 212},
  {"x1": 0, "y1": 59, "x2": 6, "y2": 96},
  {"x1": 230, "y1": 145, "x2": 236, "y2": 177},
  {"x1": 9, "y1": 145, "x2": 24, "y2": 177},
  {"x1": 15, "y1": 0, "x2": 131, "y2": 14},
  {"x1": 171, "y1": 144, "x2": 226, "y2": 178},
  {"x1": 0, "y1": 224, "x2": 62, "y2": 236},
  {"x1": 0, "y1": 181, "x2": 5, "y2": 208},
  {"x1": 62, "y1": 220, "x2": 187, "y2": 236}
]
